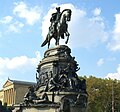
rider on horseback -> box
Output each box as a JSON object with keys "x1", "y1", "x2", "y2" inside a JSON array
[
  {"x1": 50, "y1": 7, "x2": 61, "y2": 35},
  {"x1": 41, "y1": 7, "x2": 71, "y2": 48}
]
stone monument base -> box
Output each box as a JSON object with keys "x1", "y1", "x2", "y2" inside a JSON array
[
  {"x1": 13, "y1": 104, "x2": 87, "y2": 112},
  {"x1": 13, "y1": 92, "x2": 87, "y2": 112},
  {"x1": 13, "y1": 45, "x2": 88, "y2": 112}
]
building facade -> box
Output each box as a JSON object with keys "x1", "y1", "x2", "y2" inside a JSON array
[
  {"x1": 0, "y1": 79, "x2": 35, "y2": 106},
  {"x1": 0, "y1": 89, "x2": 4, "y2": 103}
]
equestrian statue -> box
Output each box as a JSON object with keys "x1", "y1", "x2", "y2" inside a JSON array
[{"x1": 41, "y1": 7, "x2": 72, "y2": 48}]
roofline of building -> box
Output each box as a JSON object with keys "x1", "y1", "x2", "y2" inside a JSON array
[{"x1": 8, "y1": 79, "x2": 36, "y2": 85}]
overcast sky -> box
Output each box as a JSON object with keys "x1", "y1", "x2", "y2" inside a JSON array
[{"x1": 0, "y1": 0, "x2": 120, "y2": 89}]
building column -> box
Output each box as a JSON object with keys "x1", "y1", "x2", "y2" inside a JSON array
[
  {"x1": 3, "y1": 91, "x2": 6, "y2": 103},
  {"x1": 6, "y1": 90, "x2": 8, "y2": 104},
  {"x1": 8, "y1": 89, "x2": 11, "y2": 105},
  {"x1": 9, "y1": 89, "x2": 11, "y2": 105},
  {"x1": 8, "y1": 89, "x2": 9, "y2": 105},
  {"x1": 11, "y1": 88, "x2": 14, "y2": 105},
  {"x1": 11, "y1": 88, "x2": 13, "y2": 105}
]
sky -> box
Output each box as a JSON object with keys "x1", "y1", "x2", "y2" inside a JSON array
[{"x1": 0, "y1": 0, "x2": 120, "y2": 89}]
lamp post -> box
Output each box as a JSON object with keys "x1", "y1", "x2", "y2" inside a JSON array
[{"x1": 112, "y1": 81, "x2": 114, "y2": 112}]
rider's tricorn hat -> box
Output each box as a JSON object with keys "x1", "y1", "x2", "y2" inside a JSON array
[{"x1": 56, "y1": 7, "x2": 60, "y2": 11}]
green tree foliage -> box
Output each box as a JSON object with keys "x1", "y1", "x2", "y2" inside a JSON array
[{"x1": 82, "y1": 76, "x2": 120, "y2": 112}]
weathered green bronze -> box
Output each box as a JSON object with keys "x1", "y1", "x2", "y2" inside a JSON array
[{"x1": 13, "y1": 7, "x2": 88, "y2": 112}]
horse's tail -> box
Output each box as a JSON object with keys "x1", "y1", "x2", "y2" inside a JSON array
[
  {"x1": 41, "y1": 40, "x2": 47, "y2": 47},
  {"x1": 41, "y1": 35, "x2": 49, "y2": 47}
]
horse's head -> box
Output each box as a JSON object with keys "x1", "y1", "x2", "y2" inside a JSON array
[
  {"x1": 60, "y1": 9, "x2": 72, "y2": 23},
  {"x1": 66, "y1": 9, "x2": 72, "y2": 21}
]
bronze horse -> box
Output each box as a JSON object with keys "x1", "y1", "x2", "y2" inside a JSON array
[{"x1": 41, "y1": 9, "x2": 72, "y2": 48}]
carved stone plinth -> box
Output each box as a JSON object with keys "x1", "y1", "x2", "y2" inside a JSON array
[
  {"x1": 14, "y1": 103, "x2": 87, "y2": 112},
  {"x1": 36, "y1": 45, "x2": 86, "y2": 93},
  {"x1": 13, "y1": 45, "x2": 88, "y2": 112}
]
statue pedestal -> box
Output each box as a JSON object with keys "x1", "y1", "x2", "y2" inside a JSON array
[
  {"x1": 14, "y1": 100, "x2": 87, "y2": 112},
  {"x1": 13, "y1": 45, "x2": 88, "y2": 112},
  {"x1": 22, "y1": 106, "x2": 87, "y2": 112}
]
